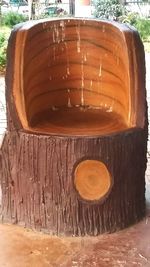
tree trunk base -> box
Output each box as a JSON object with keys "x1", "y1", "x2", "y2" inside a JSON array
[{"x1": 0, "y1": 128, "x2": 147, "y2": 236}]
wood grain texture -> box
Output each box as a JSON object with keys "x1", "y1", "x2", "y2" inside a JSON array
[
  {"x1": 30, "y1": 107, "x2": 128, "y2": 136},
  {"x1": 74, "y1": 160, "x2": 112, "y2": 201},
  {"x1": 5, "y1": 19, "x2": 146, "y2": 133},
  {"x1": 0, "y1": 19, "x2": 148, "y2": 236}
]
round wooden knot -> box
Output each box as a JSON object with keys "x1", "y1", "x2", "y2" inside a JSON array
[{"x1": 74, "y1": 160, "x2": 112, "y2": 201}]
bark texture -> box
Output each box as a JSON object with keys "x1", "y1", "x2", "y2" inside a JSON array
[{"x1": 0, "y1": 128, "x2": 147, "y2": 236}]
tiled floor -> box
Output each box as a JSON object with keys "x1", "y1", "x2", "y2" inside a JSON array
[{"x1": 0, "y1": 54, "x2": 150, "y2": 266}]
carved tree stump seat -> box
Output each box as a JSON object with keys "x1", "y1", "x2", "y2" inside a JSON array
[{"x1": 0, "y1": 19, "x2": 147, "y2": 236}]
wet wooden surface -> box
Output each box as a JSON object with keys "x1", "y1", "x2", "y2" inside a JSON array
[{"x1": 9, "y1": 19, "x2": 145, "y2": 132}]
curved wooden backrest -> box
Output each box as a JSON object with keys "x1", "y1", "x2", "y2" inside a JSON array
[{"x1": 6, "y1": 18, "x2": 146, "y2": 134}]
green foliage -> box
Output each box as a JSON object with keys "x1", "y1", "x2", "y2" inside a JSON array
[
  {"x1": 120, "y1": 12, "x2": 139, "y2": 25},
  {"x1": 134, "y1": 18, "x2": 150, "y2": 41},
  {"x1": 120, "y1": 12, "x2": 150, "y2": 42},
  {"x1": 1, "y1": 11, "x2": 27, "y2": 27},
  {"x1": 0, "y1": 31, "x2": 9, "y2": 72},
  {"x1": 93, "y1": 0, "x2": 126, "y2": 21}
]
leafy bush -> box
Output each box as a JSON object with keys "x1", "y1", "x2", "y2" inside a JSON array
[
  {"x1": 0, "y1": 30, "x2": 10, "y2": 73},
  {"x1": 0, "y1": 33, "x2": 7, "y2": 72},
  {"x1": 2, "y1": 11, "x2": 27, "y2": 27},
  {"x1": 120, "y1": 11, "x2": 139, "y2": 25},
  {"x1": 134, "y1": 18, "x2": 150, "y2": 41},
  {"x1": 93, "y1": 0, "x2": 126, "y2": 21},
  {"x1": 120, "y1": 12, "x2": 150, "y2": 42}
]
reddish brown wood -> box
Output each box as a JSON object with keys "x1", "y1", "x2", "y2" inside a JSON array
[
  {"x1": 0, "y1": 19, "x2": 148, "y2": 236},
  {"x1": 74, "y1": 160, "x2": 112, "y2": 201}
]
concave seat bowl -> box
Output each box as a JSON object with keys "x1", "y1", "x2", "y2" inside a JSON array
[
  {"x1": 11, "y1": 18, "x2": 142, "y2": 135},
  {"x1": 31, "y1": 107, "x2": 128, "y2": 135}
]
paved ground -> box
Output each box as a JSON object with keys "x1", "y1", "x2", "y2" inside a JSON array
[{"x1": 0, "y1": 54, "x2": 150, "y2": 267}]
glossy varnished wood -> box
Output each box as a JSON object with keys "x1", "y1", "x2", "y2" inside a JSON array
[{"x1": 6, "y1": 19, "x2": 146, "y2": 133}]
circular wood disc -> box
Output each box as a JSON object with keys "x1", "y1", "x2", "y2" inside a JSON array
[{"x1": 74, "y1": 160, "x2": 112, "y2": 201}]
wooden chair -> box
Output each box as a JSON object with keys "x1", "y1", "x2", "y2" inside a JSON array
[{"x1": 0, "y1": 19, "x2": 147, "y2": 235}]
